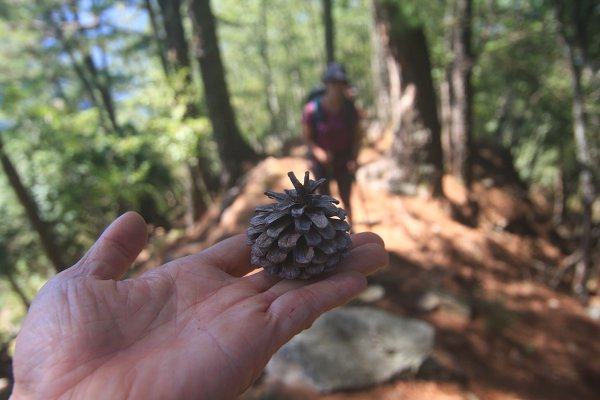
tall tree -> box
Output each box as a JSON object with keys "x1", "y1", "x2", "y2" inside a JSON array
[
  {"x1": 258, "y1": 0, "x2": 281, "y2": 136},
  {"x1": 553, "y1": 0, "x2": 599, "y2": 298},
  {"x1": 144, "y1": 0, "x2": 169, "y2": 76},
  {"x1": 373, "y1": 0, "x2": 444, "y2": 198},
  {"x1": 0, "y1": 136, "x2": 66, "y2": 273},
  {"x1": 323, "y1": 0, "x2": 335, "y2": 63},
  {"x1": 146, "y1": 0, "x2": 214, "y2": 223},
  {"x1": 187, "y1": 0, "x2": 258, "y2": 187},
  {"x1": 448, "y1": 0, "x2": 473, "y2": 188},
  {"x1": 44, "y1": 3, "x2": 122, "y2": 135}
]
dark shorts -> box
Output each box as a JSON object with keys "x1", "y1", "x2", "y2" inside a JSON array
[{"x1": 310, "y1": 153, "x2": 354, "y2": 200}]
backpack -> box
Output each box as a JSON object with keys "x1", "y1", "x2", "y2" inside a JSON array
[{"x1": 304, "y1": 83, "x2": 358, "y2": 135}]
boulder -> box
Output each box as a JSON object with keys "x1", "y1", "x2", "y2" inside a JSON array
[{"x1": 266, "y1": 306, "x2": 435, "y2": 393}]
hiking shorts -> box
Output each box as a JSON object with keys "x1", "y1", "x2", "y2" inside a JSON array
[{"x1": 310, "y1": 153, "x2": 354, "y2": 200}]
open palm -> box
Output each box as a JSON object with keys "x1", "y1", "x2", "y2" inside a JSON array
[{"x1": 11, "y1": 212, "x2": 388, "y2": 400}]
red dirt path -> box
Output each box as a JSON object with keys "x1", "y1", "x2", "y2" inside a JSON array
[{"x1": 143, "y1": 151, "x2": 600, "y2": 400}]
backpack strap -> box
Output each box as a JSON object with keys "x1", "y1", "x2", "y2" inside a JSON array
[
  {"x1": 311, "y1": 96, "x2": 357, "y2": 140},
  {"x1": 311, "y1": 96, "x2": 322, "y2": 138}
]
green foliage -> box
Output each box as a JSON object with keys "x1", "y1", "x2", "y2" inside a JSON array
[
  {"x1": 215, "y1": 0, "x2": 374, "y2": 147},
  {"x1": 0, "y1": 0, "x2": 191, "y2": 335},
  {"x1": 472, "y1": 0, "x2": 599, "y2": 196},
  {"x1": 0, "y1": 0, "x2": 377, "y2": 337},
  {"x1": 380, "y1": 0, "x2": 426, "y2": 33}
]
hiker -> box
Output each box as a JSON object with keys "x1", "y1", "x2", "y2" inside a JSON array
[
  {"x1": 302, "y1": 62, "x2": 361, "y2": 224},
  {"x1": 10, "y1": 212, "x2": 388, "y2": 399}
]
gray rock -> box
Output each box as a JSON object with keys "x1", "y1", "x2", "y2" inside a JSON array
[
  {"x1": 266, "y1": 306, "x2": 435, "y2": 393},
  {"x1": 417, "y1": 289, "x2": 471, "y2": 323},
  {"x1": 356, "y1": 284, "x2": 386, "y2": 303},
  {"x1": 586, "y1": 304, "x2": 600, "y2": 320}
]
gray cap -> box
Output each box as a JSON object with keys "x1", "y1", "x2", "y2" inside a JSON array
[{"x1": 322, "y1": 62, "x2": 349, "y2": 83}]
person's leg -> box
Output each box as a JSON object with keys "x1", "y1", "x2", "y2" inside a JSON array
[
  {"x1": 311, "y1": 158, "x2": 331, "y2": 195},
  {"x1": 333, "y1": 158, "x2": 353, "y2": 224}
]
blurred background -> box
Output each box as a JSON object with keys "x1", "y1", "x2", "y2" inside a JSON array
[{"x1": 1, "y1": 0, "x2": 599, "y2": 399}]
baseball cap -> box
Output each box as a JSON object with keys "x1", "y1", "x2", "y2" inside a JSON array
[{"x1": 322, "y1": 62, "x2": 349, "y2": 83}]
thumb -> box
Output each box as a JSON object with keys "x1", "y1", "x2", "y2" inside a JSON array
[{"x1": 73, "y1": 212, "x2": 148, "y2": 280}]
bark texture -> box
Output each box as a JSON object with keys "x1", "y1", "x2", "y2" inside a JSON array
[{"x1": 188, "y1": 0, "x2": 258, "y2": 187}]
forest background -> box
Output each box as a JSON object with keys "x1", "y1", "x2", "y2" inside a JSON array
[{"x1": 0, "y1": 0, "x2": 599, "y2": 394}]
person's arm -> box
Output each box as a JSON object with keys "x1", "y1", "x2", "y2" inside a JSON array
[
  {"x1": 347, "y1": 105, "x2": 363, "y2": 173},
  {"x1": 350, "y1": 119, "x2": 362, "y2": 161},
  {"x1": 302, "y1": 103, "x2": 330, "y2": 165}
]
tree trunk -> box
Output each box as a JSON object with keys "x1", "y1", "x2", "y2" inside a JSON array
[
  {"x1": 143, "y1": 0, "x2": 169, "y2": 76},
  {"x1": 554, "y1": 0, "x2": 598, "y2": 299},
  {"x1": 565, "y1": 42, "x2": 594, "y2": 298},
  {"x1": 188, "y1": 0, "x2": 258, "y2": 187},
  {"x1": 440, "y1": 75, "x2": 452, "y2": 171},
  {"x1": 0, "y1": 137, "x2": 66, "y2": 273},
  {"x1": 49, "y1": 7, "x2": 121, "y2": 135},
  {"x1": 323, "y1": 0, "x2": 335, "y2": 63},
  {"x1": 258, "y1": 0, "x2": 281, "y2": 136},
  {"x1": 370, "y1": 0, "x2": 396, "y2": 129},
  {"x1": 5, "y1": 271, "x2": 31, "y2": 310},
  {"x1": 157, "y1": 0, "x2": 192, "y2": 80},
  {"x1": 373, "y1": 1, "x2": 444, "y2": 198},
  {"x1": 151, "y1": 0, "x2": 215, "y2": 223},
  {"x1": 448, "y1": 0, "x2": 473, "y2": 188},
  {"x1": 82, "y1": 52, "x2": 120, "y2": 134}
]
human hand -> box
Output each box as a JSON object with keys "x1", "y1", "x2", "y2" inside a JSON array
[
  {"x1": 11, "y1": 212, "x2": 388, "y2": 399},
  {"x1": 313, "y1": 147, "x2": 332, "y2": 165},
  {"x1": 346, "y1": 159, "x2": 358, "y2": 174}
]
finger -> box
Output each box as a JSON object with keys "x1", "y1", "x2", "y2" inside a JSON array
[
  {"x1": 190, "y1": 231, "x2": 386, "y2": 285},
  {"x1": 268, "y1": 271, "x2": 368, "y2": 347},
  {"x1": 73, "y1": 212, "x2": 148, "y2": 280},
  {"x1": 350, "y1": 231, "x2": 385, "y2": 248},
  {"x1": 339, "y1": 242, "x2": 389, "y2": 275},
  {"x1": 243, "y1": 232, "x2": 387, "y2": 290},
  {"x1": 254, "y1": 241, "x2": 388, "y2": 298},
  {"x1": 188, "y1": 234, "x2": 254, "y2": 278},
  {"x1": 197, "y1": 232, "x2": 383, "y2": 280}
]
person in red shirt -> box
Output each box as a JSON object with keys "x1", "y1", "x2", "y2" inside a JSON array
[{"x1": 303, "y1": 63, "x2": 361, "y2": 224}]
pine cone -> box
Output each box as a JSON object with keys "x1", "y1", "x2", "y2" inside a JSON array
[{"x1": 246, "y1": 171, "x2": 352, "y2": 279}]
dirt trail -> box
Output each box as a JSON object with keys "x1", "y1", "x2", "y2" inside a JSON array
[{"x1": 141, "y1": 149, "x2": 600, "y2": 400}]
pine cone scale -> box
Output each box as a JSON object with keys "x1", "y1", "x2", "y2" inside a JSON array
[
  {"x1": 291, "y1": 205, "x2": 306, "y2": 218},
  {"x1": 278, "y1": 231, "x2": 301, "y2": 249},
  {"x1": 266, "y1": 217, "x2": 291, "y2": 238},
  {"x1": 321, "y1": 224, "x2": 337, "y2": 240},
  {"x1": 294, "y1": 217, "x2": 312, "y2": 233},
  {"x1": 267, "y1": 247, "x2": 288, "y2": 264},
  {"x1": 256, "y1": 232, "x2": 275, "y2": 248},
  {"x1": 246, "y1": 171, "x2": 352, "y2": 279},
  {"x1": 307, "y1": 211, "x2": 329, "y2": 229},
  {"x1": 304, "y1": 229, "x2": 322, "y2": 247}
]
